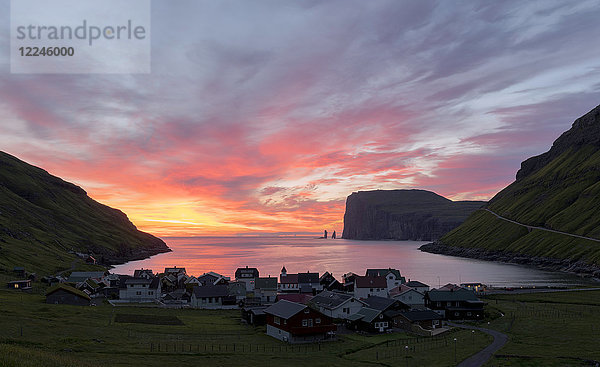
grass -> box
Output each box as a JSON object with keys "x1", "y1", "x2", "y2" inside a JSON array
[
  {"x1": 441, "y1": 144, "x2": 600, "y2": 265},
  {"x1": 479, "y1": 290, "x2": 600, "y2": 366},
  {"x1": 0, "y1": 285, "x2": 493, "y2": 367}
]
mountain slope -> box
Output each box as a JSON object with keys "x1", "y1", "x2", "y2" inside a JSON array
[
  {"x1": 342, "y1": 189, "x2": 485, "y2": 240},
  {"x1": 430, "y1": 104, "x2": 600, "y2": 271},
  {"x1": 0, "y1": 151, "x2": 170, "y2": 274}
]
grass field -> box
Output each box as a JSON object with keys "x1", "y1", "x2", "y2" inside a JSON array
[
  {"x1": 481, "y1": 290, "x2": 600, "y2": 366},
  {"x1": 2, "y1": 286, "x2": 599, "y2": 366},
  {"x1": 0, "y1": 285, "x2": 490, "y2": 367}
]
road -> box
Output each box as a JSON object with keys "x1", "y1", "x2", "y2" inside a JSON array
[
  {"x1": 448, "y1": 322, "x2": 508, "y2": 367},
  {"x1": 483, "y1": 208, "x2": 600, "y2": 243}
]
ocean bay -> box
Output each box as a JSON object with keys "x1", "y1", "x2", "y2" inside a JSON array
[{"x1": 112, "y1": 236, "x2": 593, "y2": 288}]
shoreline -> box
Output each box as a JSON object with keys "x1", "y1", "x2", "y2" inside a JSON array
[{"x1": 419, "y1": 242, "x2": 600, "y2": 281}]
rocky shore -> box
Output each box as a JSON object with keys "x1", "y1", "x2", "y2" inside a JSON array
[{"x1": 419, "y1": 242, "x2": 600, "y2": 279}]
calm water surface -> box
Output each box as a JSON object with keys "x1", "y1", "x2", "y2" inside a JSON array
[{"x1": 112, "y1": 237, "x2": 594, "y2": 288}]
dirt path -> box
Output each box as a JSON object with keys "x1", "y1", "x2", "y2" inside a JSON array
[
  {"x1": 484, "y1": 208, "x2": 600, "y2": 243},
  {"x1": 448, "y1": 322, "x2": 508, "y2": 367}
]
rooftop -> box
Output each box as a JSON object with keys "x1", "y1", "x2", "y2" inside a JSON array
[{"x1": 264, "y1": 300, "x2": 307, "y2": 319}]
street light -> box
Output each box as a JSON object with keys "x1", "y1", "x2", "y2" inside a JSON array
[
  {"x1": 405, "y1": 345, "x2": 409, "y2": 367},
  {"x1": 472, "y1": 329, "x2": 475, "y2": 343},
  {"x1": 453, "y1": 338, "x2": 457, "y2": 363}
]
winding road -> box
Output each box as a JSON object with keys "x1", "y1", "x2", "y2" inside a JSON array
[
  {"x1": 484, "y1": 208, "x2": 600, "y2": 243},
  {"x1": 448, "y1": 322, "x2": 508, "y2": 367}
]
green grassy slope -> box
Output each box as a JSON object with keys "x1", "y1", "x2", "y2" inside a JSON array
[
  {"x1": 441, "y1": 104, "x2": 600, "y2": 265},
  {"x1": 0, "y1": 151, "x2": 169, "y2": 275}
]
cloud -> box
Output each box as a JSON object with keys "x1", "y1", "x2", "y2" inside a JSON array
[{"x1": 1, "y1": 0, "x2": 599, "y2": 235}]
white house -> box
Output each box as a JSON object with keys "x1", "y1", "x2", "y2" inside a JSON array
[
  {"x1": 389, "y1": 285, "x2": 425, "y2": 308},
  {"x1": 119, "y1": 277, "x2": 161, "y2": 302},
  {"x1": 235, "y1": 266, "x2": 259, "y2": 291},
  {"x1": 279, "y1": 267, "x2": 299, "y2": 293},
  {"x1": 366, "y1": 268, "x2": 406, "y2": 291},
  {"x1": 353, "y1": 276, "x2": 388, "y2": 299},
  {"x1": 406, "y1": 280, "x2": 430, "y2": 294},
  {"x1": 309, "y1": 290, "x2": 367, "y2": 319}
]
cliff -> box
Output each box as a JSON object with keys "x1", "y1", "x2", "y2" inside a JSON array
[
  {"x1": 428, "y1": 104, "x2": 600, "y2": 274},
  {"x1": 342, "y1": 189, "x2": 485, "y2": 240},
  {"x1": 0, "y1": 151, "x2": 170, "y2": 274}
]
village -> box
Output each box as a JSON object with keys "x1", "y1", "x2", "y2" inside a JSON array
[{"x1": 6, "y1": 264, "x2": 486, "y2": 344}]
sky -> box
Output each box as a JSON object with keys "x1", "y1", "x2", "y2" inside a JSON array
[{"x1": 1, "y1": 0, "x2": 600, "y2": 236}]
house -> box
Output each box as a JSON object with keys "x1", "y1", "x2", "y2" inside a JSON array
[
  {"x1": 406, "y1": 280, "x2": 430, "y2": 294},
  {"x1": 161, "y1": 274, "x2": 178, "y2": 292},
  {"x1": 298, "y1": 272, "x2": 322, "y2": 294},
  {"x1": 164, "y1": 267, "x2": 187, "y2": 277},
  {"x1": 460, "y1": 283, "x2": 486, "y2": 292},
  {"x1": 346, "y1": 307, "x2": 394, "y2": 333},
  {"x1": 184, "y1": 276, "x2": 201, "y2": 290},
  {"x1": 279, "y1": 267, "x2": 299, "y2": 293},
  {"x1": 255, "y1": 277, "x2": 277, "y2": 303},
  {"x1": 75, "y1": 278, "x2": 102, "y2": 296},
  {"x1": 46, "y1": 284, "x2": 91, "y2": 306},
  {"x1": 67, "y1": 271, "x2": 106, "y2": 284},
  {"x1": 276, "y1": 293, "x2": 314, "y2": 304},
  {"x1": 119, "y1": 277, "x2": 161, "y2": 302},
  {"x1": 7, "y1": 280, "x2": 31, "y2": 290},
  {"x1": 105, "y1": 273, "x2": 120, "y2": 287},
  {"x1": 264, "y1": 300, "x2": 336, "y2": 343},
  {"x1": 133, "y1": 269, "x2": 154, "y2": 279},
  {"x1": 309, "y1": 290, "x2": 366, "y2": 319},
  {"x1": 162, "y1": 289, "x2": 191, "y2": 304},
  {"x1": 438, "y1": 283, "x2": 463, "y2": 291},
  {"x1": 425, "y1": 288, "x2": 485, "y2": 320},
  {"x1": 366, "y1": 268, "x2": 406, "y2": 290},
  {"x1": 353, "y1": 276, "x2": 388, "y2": 299},
  {"x1": 342, "y1": 272, "x2": 359, "y2": 292},
  {"x1": 190, "y1": 285, "x2": 236, "y2": 309},
  {"x1": 390, "y1": 309, "x2": 443, "y2": 334},
  {"x1": 389, "y1": 284, "x2": 425, "y2": 309},
  {"x1": 85, "y1": 255, "x2": 96, "y2": 265},
  {"x1": 363, "y1": 295, "x2": 409, "y2": 313},
  {"x1": 197, "y1": 272, "x2": 229, "y2": 286},
  {"x1": 235, "y1": 266, "x2": 259, "y2": 291},
  {"x1": 228, "y1": 281, "x2": 247, "y2": 302},
  {"x1": 241, "y1": 306, "x2": 267, "y2": 325},
  {"x1": 13, "y1": 266, "x2": 26, "y2": 277},
  {"x1": 41, "y1": 276, "x2": 64, "y2": 286},
  {"x1": 319, "y1": 272, "x2": 344, "y2": 291}
]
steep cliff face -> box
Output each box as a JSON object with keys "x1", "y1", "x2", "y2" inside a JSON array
[
  {"x1": 0, "y1": 151, "x2": 170, "y2": 274},
  {"x1": 342, "y1": 190, "x2": 485, "y2": 240},
  {"x1": 435, "y1": 104, "x2": 600, "y2": 269}
]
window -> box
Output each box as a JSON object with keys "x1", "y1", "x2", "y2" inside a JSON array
[
  {"x1": 274, "y1": 316, "x2": 281, "y2": 325},
  {"x1": 467, "y1": 312, "x2": 472, "y2": 317},
  {"x1": 148, "y1": 291, "x2": 153, "y2": 295},
  {"x1": 135, "y1": 291, "x2": 141, "y2": 295},
  {"x1": 315, "y1": 318, "x2": 321, "y2": 324},
  {"x1": 302, "y1": 319, "x2": 307, "y2": 327},
  {"x1": 307, "y1": 319, "x2": 313, "y2": 327},
  {"x1": 408, "y1": 296, "x2": 412, "y2": 300},
  {"x1": 454, "y1": 312, "x2": 459, "y2": 316},
  {"x1": 304, "y1": 309, "x2": 309, "y2": 314},
  {"x1": 370, "y1": 288, "x2": 373, "y2": 292}
]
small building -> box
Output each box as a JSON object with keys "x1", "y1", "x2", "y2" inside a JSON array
[
  {"x1": 162, "y1": 289, "x2": 191, "y2": 304},
  {"x1": 190, "y1": 285, "x2": 236, "y2": 309},
  {"x1": 298, "y1": 272, "x2": 322, "y2": 294},
  {"x1": 228, "y1": 281, "x2": 247, "y2": 302},
  {"x1": 164, "y1": 267, "x2": 187, "y2": 277},
  {"x1": 67, "y1": 271, "x2": 106, "y2": 284},
  {"x1": 425, "y1": 288, "x2": 485, "y2": 320},
  {"x1": 460, "y1": 282, "x2": 486, "y2": 293},
  {"x1": 255, "y1": 277, "x2": 278, "y2": 303},
  {"x1": 235, "y1": 266, "x2": 259, "y2": 291},
  {"x1": 309, "y1": 290, "x2": 366, "y2": 320},
  {"x1": 389, "y1": 285, "x2": 425, "y2": 309},
  {"x1": 7, "y1": 280, "x2": 31, "y2": 290},
  {"x1": 119, "y1": 277, "x2": 161, "y2": 302},
  {"x1": 319, "y1": 272, "x2": 344, "y2": 291},
  {"x1": 342, "y1": 272, "x2": 359, "y2": 292},
  {"x1": 276, "y1": 293, "x2": 314, "y2": 304},
  {"x1": 241, "y1": 306, "x2": 267, "y2": 326},
  {"x1": 46, "y1": 284, "x2": 91, "y2": 306},
  {"x1": 197, "y1": 272, "x2": 229, "y2": 286},
  {"x1": 133, "y1": 269, "x2": 155, "y2": 279},
  {"x1": 366, "y1": 268, "x2": 406, "y2": 291},
  {"x1": 264, "y1": 300, "x2": 336, "y2": 343},
  {"x1": 405, "y1": 280, "x2": 430, "y2": 294},
  {"x1": 279, "y1": 267, "x2": 299, "y2": 293},
  {"x1": 346, "y1": 307, "x2": 393, "y2": 333},
  {"x1": 85, "y1": 255, "x2": 96, "y2": 265},
  {"x1": 13, "y1": 266, "x2": 26, "y2": 278},
  {"x1": 390, "y1": 310, "x2": 443, "y2": 333},
  {"x1": 353, "y1": 276, "x2": 388, "y2": 299}
]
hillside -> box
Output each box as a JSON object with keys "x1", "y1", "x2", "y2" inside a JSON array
[
  {"x1": 426, "y1": 104, "x2": 600, "y2": 274},
  {"x1": 0, "y1": 151, "x2": 170, "y2": 275},
  {"x1": 342, "y1": 189, "x2": 485, "y2": 240}
]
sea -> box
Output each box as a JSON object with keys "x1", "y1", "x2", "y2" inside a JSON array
[{"x1": 111, "y1": 236, "x2": 595, "y2": 288}]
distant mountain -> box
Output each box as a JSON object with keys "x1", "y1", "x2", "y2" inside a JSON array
[
  {"x1": 424, "y1": 104, "x2": 600, "y2": 275},
  {"x1": 342, "y1": 189, "x2": 485, "y2": 240},
  {"x1": 0, "y1": 151, "x2": 170, "y2": 275}
]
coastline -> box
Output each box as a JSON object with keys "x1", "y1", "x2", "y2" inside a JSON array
[
  {"x1": 419, "y1": 242, "x2": 600, "y2": 280},
  {"x1": 103, "y1": 245, "x2": 172, "y2": 267}
]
